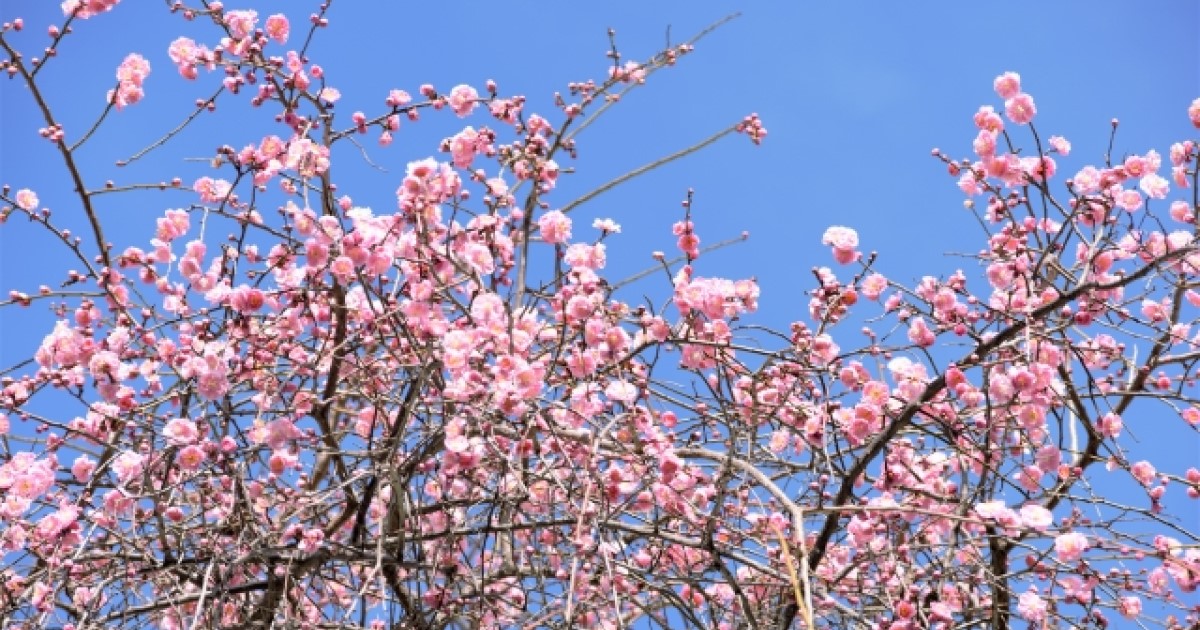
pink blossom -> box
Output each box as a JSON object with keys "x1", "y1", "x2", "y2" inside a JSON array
[
  {"x1": 537, "y1": 210, "x2": 572, "y2": 244},
  {"x1": 72, "y1": 455, "x2": 97, "y2": 481},
  {"x1": 1118, "y1": 596, "x2": 1143, "y2": 619},
  {"x1": 1016, "y1": 588, "x2": 1046, "y2": 622},
  {"x1": 821, "y1": 225, "x2": 858, "y2": 250},
  {"x1": 973, "y1": 105, "x2": 1004, "y2": 132},
  {"x1": 563, "y1": 243, "x2": 606, "y2": 270},
  {"x1": 224, "y1": 10, "x2": 258, "y2": 40},
  {"x1": 958, "y1": 171, "x2": 981, "y2": 195},
  {"x1": 14, "y1": 189, "x2": 39, "y2": 211},
  {"x1": 907, "y1": 317, "x2": 935, "y2": 347},
  {"x1": 1139, "y1": 173, "x2": 1169, "y2": 199},
  {"x1": 1018, "y1": 504, "x2": 1052, "y2": 530},
  {"x1": 605, "y1": 381, "x2": 638, "y2": 404},
  {"x1": 861, "y1": 273, "x2": 888, "y2": 300},
  {"x1": 972, "y1": 130, "x2": 996, "y2": 157},
  {"x1": 447, "y1": 84, "x2": 480, "y2": 118},
  {"x1": 285, "y1": 139, "x2": 331, "y2": 178},
  {"x1": 1073, "y1": 166, "x2": 1101, "y2": 194},
  {"x1": 387, "y1": 89, "x2": 412, "y2": 107},
  {"x1": 1054, "y1": 532, "x2": 1089, "y2": 562},
  {"x1": 1116, "y1": 188, "x2": 1144, "y2": 212},
  {"x1": 265, "y1": 14, "x2": 289, "y2": 44},
  {"x1": 155, "y1": 209, "x2": 190, "y2": 241},
  {"x1": 446, "y1": 126, "x2": 480, "y2": 169},
  {"x1": 811, "y1": 334, "x2": 839, "y2": 365},
  {"x1": 1170, "y1": 200, "x2": 1193, "y2": 223},
  {"x1": 229, "y1": 286, "x2": 266, "y2": 313},
  {"x1": 993, "y1": 72, "x2": 1021, "y2": 99},
  {"x1": 592, "y1": 218, "x2": 621, "y2": 233},
  {"x1": 318, "y1": 87, "x2": 342, "y2": 103},
  {"x1": 975, "y1": 500, "x2": 1017, "y2": 524},
  {"x1": 110, "y1": 53, "x2": 150, "y2": 109},
  {"x1": 167, "y1": 37, "x2": 203, "y2": 69},
  {"x1": 1095, "y1": 412, "x2": 1123, "y2": 438},
  {"x1": 1131, "y1": 460, "x2": 1157, "y2": 486},
  {"x1": 1141, "y1": 298, "x2": 1168, "y2": 322},
  {"x1": 176, "y1": 445, "x2": 206, "y2": 470},
  {"x1": 821, "y1": 226, "x2": 860, "y2": 265},
  {"x1": 461, "y1": 242, "x2": 495, "y2": 275},
  {"x1": 1174, "y1": 167, "x2": 1191, "y2": 189},
  {"x1": 193, "y1": 177, "x2": 231, "y2": 203},
  {"x1": 62, "y1": 0, "x2": 120, "y2": 19},
  {"x1": 1048, "y1": 135, "x2": 1071, "y2": 155},
  {"x1": 111, "y1": 451, "x2": 146, "y2": 484},
  {"x1": 609, "y1": 60, "x2": 646, "y2": 84},
  {"x1": 298, "y1": 527, "x2": 325, "y2": 553},
  {"x1": 268, "y1": 449, "x2": 297, "y2": 474},
  {"x1": 1004, "y1": 93, "x2": 1036, "y2": 125},
  {"x1": 1190, "y1": 98, "x2": 1200, "y2": 129},
  {"x1": 163, "y1": 417, "x2": 200, "y2": 446}
]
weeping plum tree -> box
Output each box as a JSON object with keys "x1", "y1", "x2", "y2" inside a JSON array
[{"x1": 1, "y1": 2, "x2": 1199, "y2": 629}]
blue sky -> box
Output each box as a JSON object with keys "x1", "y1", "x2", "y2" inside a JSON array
[{"x1": 2, "y1": 0, "x2": 1199, "y2": 624}]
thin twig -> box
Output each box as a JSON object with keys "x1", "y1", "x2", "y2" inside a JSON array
[
  {"x1": 117, "y1": 85, "x2": 225, "y2": 166},
  {"x1": 561, "y1": 124, "x2": 738, "y2": 217},
  {"x1": 610, "y1": 232, "x2": 748, "y2": 291}
]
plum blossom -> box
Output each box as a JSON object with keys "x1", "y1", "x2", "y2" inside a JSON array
[
  {"x1": 447, "y1": 84, "x2": 480, "y2": 118},
  {"x1": 604, "y1": 381, "x2": 638, "y2": 404},
  {"x1": 155, "y1": 209, "x2": 190, "y2": 242},
  {"x1": 1055, "y1": 532, "x2": 1089, "y2": 562},
  {"x1": 564, "y1": 243, "x2": 606, "y2": 270},
  {"x1": 318, "y1": 87, "x2": 342, "y2": 103},
  {"x1": 14, "y1": 189, "x2": 38, "y2": 211},
  {"x1": 224, "y1": 10, "x2": 258, "y2": 40},
  {"x1": 176, "y1": 445, "x2": 206, "y2": 470},
  {"x1": 993, "y1": 71, "x2": 1021, "y2": 99},
  {"x1": 537, "y1": 210, "x2": 572, "y2": 244},
  {"x1": 1118, "y1": 596, "x2": 1143, "y2": 619},
  {"x1": 907, "y1": 317, "x2": 935, "y2": 347},
  {"x1": 1097, "y1": 412, "x2": 1123, "y2": 438},
  {"x1": 974, "y1": 105, "x2": 1004, "y2": 132},
  {"x1": 62, "y1": 0, "x2": 120, "y2": 19},
  {"x1": 975, "y1": 501, "x2": 1019, "y2": 528},
  {"x1": 592, "y1": 218, "x2": 621, "y2": 233},
  {"x1": 162, "y1": 417, "x2": 200, "y2": 446},
  {"x1": 167, "y1": 37, "x2": 211, "y2": 80},
  {"x1": 72, "y1": 455, "x2": 97, "y2": 481},
  {"x1": 110, "y1": 53, "x2": 150, "y2": 110},
  {"x1": 193, "y1": 177, "x2": 232, "y2": 203},
  {"x1": 265, "y1": 14, "x2": 289, "y2": 44},
  {"x1": 1017, "y1": 588, "x2": 1047, "y2": 622},
  {"x1": 285, "y1": 139, "x2": 331, "y2": 178},
  {"x1": 1005, "y1": 93, "x2": 1036, "y2": 125},
  {"x1": 861, "y1": 273, "x2": 888, "y2": 300},
  {"x1": 1116, "y1": 188, "x2": 1143, "y2": 212},
  {"x1": 1140, "y1": 173, "x2": 1169, "y2": 199},
  {"x1": 821, "y1": 226, "x2": 860, "y2": 265},
  {"x1": 1018, "y1": 504, "x2": 1053, "y2": 530},
  {"x1": 1131, "y1": 460, "x2": 1156, "y2": 486},
  {"x1": 111, "y1": 451, "x2": 146, "y2": 484}
]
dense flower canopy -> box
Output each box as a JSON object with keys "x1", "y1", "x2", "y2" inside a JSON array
[{"x1": 1, "y1": 3, "x2": 1199, "y2": 630}]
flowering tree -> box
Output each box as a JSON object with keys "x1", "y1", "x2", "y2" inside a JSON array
[{"x1": 1, "y1": 2, "x2": 1199, "y2": 629}]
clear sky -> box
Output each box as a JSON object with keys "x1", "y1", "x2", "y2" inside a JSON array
[{"x1": 1, "y1": 0, "x2": 1198, "y2": 621}]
